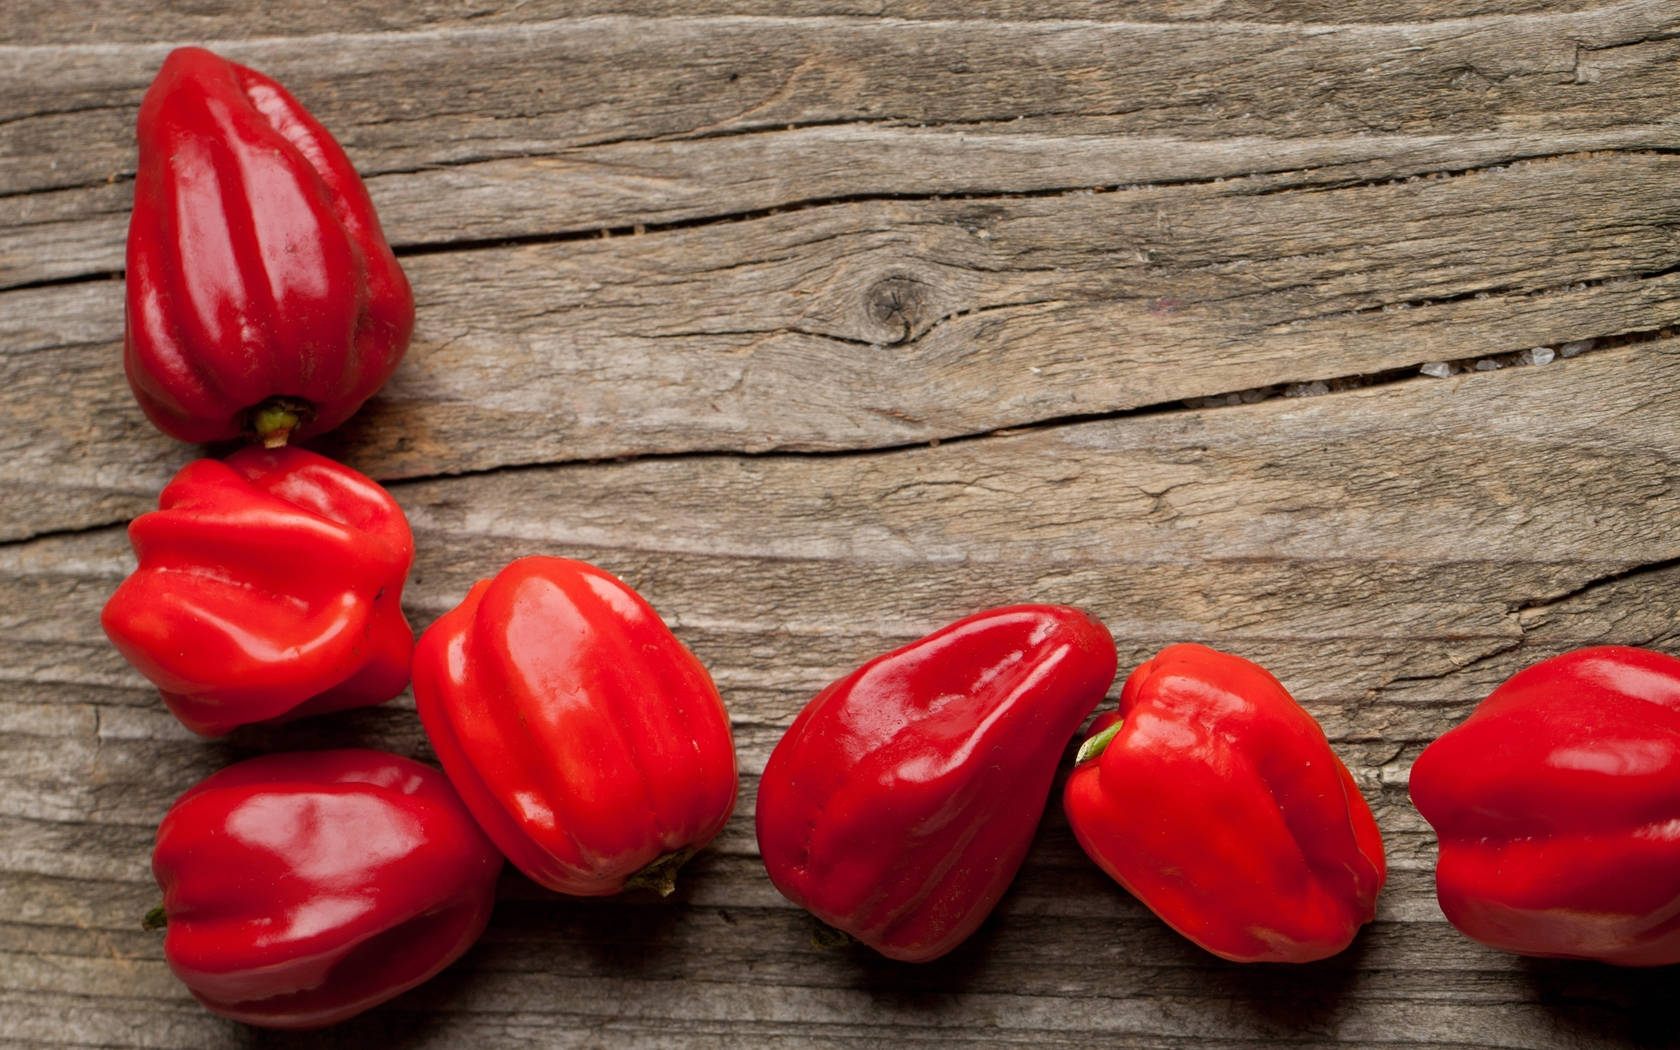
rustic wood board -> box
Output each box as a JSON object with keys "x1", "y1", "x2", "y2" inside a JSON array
[{"x1": 3, "y1": 3, "x2": 1678, "y2": 1048}]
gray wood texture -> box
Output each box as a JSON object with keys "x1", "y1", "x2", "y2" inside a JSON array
[{"x1": 2, "y1": 2, "x2": 1677, "y2": 1047}]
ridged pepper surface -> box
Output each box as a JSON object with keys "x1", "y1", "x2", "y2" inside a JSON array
[
  {"x1": 125, "y1": 46, "x2": 413, "y2": 447},
  {"x1": 1410, "y1": 645, "x2": 1680, "y2": 965},
  {"x1": 150, "y1": 749, "x2": 502, "y2": 1029},
  {"x1": 102, "y1": 446, "x2": 415, "y2": 735},
  {"x1": 413, "y1": 556, "x2": 737, "y2": 896},
  {"x1": 1064, "y1": 644, "x2": 1386, "y2": 963},
  {"x1": 756, "y1": 604, "x2": 1118, "y2": 962}
]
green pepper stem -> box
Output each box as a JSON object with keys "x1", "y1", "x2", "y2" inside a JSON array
[
  {"x1": 1075, "y1": 719, "x2": 1125, "y2": 766},
  {"x1": 623, "y1": 847, "x2": 699, "y2": 898},
  {"x1": 245, "y1": 397, "x2": 314, "y2": 449},
  {"x1": 142, "y1": 904, "x2": 168, "y2": 931},
  {"x1": 810, "y1": 923, "x2": 855, "y2": 951},
  {"x1": 253, "y1": 406, "x2": 301, "y2": 448}
]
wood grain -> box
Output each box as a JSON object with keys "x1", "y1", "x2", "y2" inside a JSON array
[
  {"x1": 6, "y1": 150, "x2": 1678, "y2": 539},
  {"x1": 5, "y1": 2, "x2": 1678, "y2": 281},
  {"x1": 0, "y1": 1, "x2": 1645, "y2": 48},
  {"x1": 3, "y1": 2, "x2": 1678, "y2": 1048}
]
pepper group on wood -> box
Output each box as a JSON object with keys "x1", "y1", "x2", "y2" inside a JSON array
[{"x1": 97, "y1": 44, "x2": 1680, "y2": 1031}]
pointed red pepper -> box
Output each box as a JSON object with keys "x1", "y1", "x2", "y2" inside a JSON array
[
  {"x1": 150, "y1": 749, "x2": 502, "y2": 1029},
  {"x1": 1063, "y1": 644, "x2": 1386, "y2": 963},
  {"x1": 1410, "y1": 645, "x2": 1680, "y2": 965},
  {"x1": 412, "y1": 556, "x2": 738, "y2": 897},
  {"x1": 125, "y1": 47, "x2": 413, "y2": 447},
  {"x1": 755, "y1": 605, "x2": 1118, "y2": 962},
  {"x1": 101, "y1": 446, "x2": 414, "y2": 735}
]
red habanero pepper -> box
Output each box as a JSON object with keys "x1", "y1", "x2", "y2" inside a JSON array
[
  {"x1": 1064, "y1": 644, "x2": 1386, "y2": 963},
  {"x1": 1410, "y1": 645, "x2": 1680, "y2": 966},
  {"x1": 125, "y1": 47, "x2": 413, "y2": 447},
  {"x1": 150, "y1": 749, "x2": 502, "y2": 1029},
  {"x1": 101, "y1": 447, "x2": 414, "y2": 736},
  {"x1": 412, "y1": 556, "x2": 738, "y2": 897},
  {"x1": 756, "y1": 605, "x2": 1118, "y2": 963}
]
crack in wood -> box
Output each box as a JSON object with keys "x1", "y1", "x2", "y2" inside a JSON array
[
  {"x1": 0, "y1": 173, "x2": 135, "y2": 202},
  {"x1": 1370, "y1": 552, "x2": 1680, "y2": 714},
  {"x1": 1273, "y1": 263, "x2": 1680, "y2": 329},
  {"x1": 338, "y1": 135, "x2": 1680, "y2": 194},
  {"x1": 1577, "y1": 27, "x2": 1680, "y2": 52},
  {"x1": 1, "y1": 271, "x2": 124, "y2": 294},
  {"x1": 1380, "y1": 640, "x2": 1526, "y2": 691},
  {"x1": 1513, "y1": 554, "x2": 1680, "y2": 617},
  {"x1": 369, "y1": 147, "x2": 1680, "y2": 261},
  {"x1": 392, "y1": 326, "x2": 1657, "y2": 470},
  {"x1": 0, "y1": 101, "x2": 132, "y2": 130},
  {"x1": 627, "y1": 298, "x2": 1066, "y2": 349},
  {"x1": 5, "y1": 334, "x2": 1661, "y2": 551},
  {"x1": 0, "y1": 519, "x2": 128, "y2": 549}
]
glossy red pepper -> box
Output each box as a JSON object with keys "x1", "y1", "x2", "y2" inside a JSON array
[
  {"x1": 412, "y1": 556, "x2": 737, "y2": 896},
  {"x1": 125, "y1": 47, "x2": 413, "y2": 447},
  {"x1": 1064, "y1": 643, "x2": 1386, "y2": 963},
  {"x1": 1410, "y1": 645, "x2": 1680, "y2": 965},
  {"x1": 101, "y1": 446, "x2": 414, "y2": 736},
  {"x1": 150, "y1": 749, "x2": 502, "y2": 1029},
  {"x1": 756, "y1": 605, "x2": 1117, "y2": 962}
]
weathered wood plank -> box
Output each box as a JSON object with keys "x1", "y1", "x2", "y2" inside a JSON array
[
  {"x1": 360, "y1": 343, "x2": 1677, "y2": 570},
  {"x1": 4, "y1": 5, "x2": 1676, "y2": 200},
  {"x1": 17, "y1": 127, "x2": 1680, "y2": 290},
  {"x1": 0, "y1": 0, "x2": 1641, "y2": 48},
  {"x1": 5, "y1": 153, "x2": 1676, "y2": 539}
]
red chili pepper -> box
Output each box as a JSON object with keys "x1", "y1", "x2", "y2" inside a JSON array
[
  {"x1": 1063, "y1": 643, "x2": 1386, "y2": 963},
  {"x1": 755, "y1": 605, "x2": 1117, "y2": 962},
  {"x1": 125, "y1": 47, "x2": 413, "y2": 447},
  {"x1": 150, "y1": 749, "x2": 502, "y2": 1029},
  {"x1": 412, "y1": 556, "x2": 737, "y2": 896},
  {"x1": 101, "y1": 446, "x2": 414, "y2": 736},
  {"x1": 1409, "y1": 645, "x2": 1680, "y2": 965}
]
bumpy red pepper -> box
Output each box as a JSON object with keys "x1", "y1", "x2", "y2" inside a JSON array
[
  {"x1": 1410, "y1": 645, "x2": 1680, "y2": 965},
  {"x1": 150, "y1": 749, "x2": 502, "y2": 1029},
  {"x1": 101, "y1": 446, "x2": 414, "y2": 735},
  {"x1": 125, "y1": 47, "x2": 413, "y2": 447},
  {"x1": 756, "y1": 605, "x2": 1117, "y2": 962},
  {"x1": 412, "y1": 556, "x2": 737, "y2": 896},
  {"x1": 1063, "y1": 644, "x2": 1386, "y2": 963}
]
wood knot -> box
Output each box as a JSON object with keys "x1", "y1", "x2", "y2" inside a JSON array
[{"x1": 865, "y1": 273, "x2": 929, "y2": 345}]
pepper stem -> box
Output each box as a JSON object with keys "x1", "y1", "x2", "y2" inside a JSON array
[
  {"x1": 810, "y1": 923, "x2": 855, "y2": 951},
  {"x1": 244, "y1": 397, "x2": 314, "y2": 449},
  {"x1": 623, "y1": 847, "x2": 698, "y2": 898},
  {"x1": 142, "y1": 905, "x2": 168, "y2": 931},
  {"x1": 1075, "y1": 719, "x2": 1125, "y2": 766}
]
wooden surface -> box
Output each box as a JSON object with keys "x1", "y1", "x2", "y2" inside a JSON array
[{"x1": 3, "y1": 2, "x2": 1678, "y2": 1047}]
